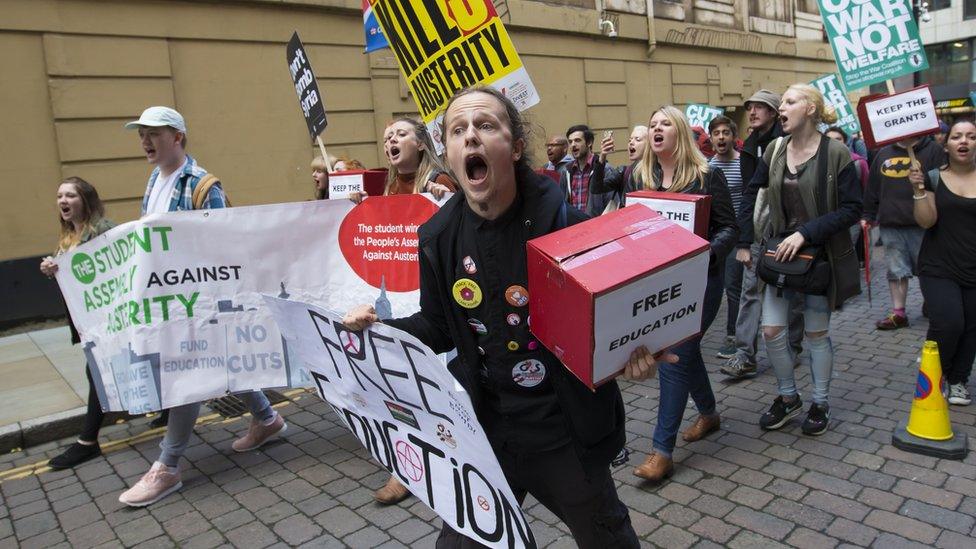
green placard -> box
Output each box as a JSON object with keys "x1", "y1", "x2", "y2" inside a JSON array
[
  {"x1": 684, "y1": 104, "x2": 724, "y2": 129},
  {"x1": 817, "y1": 0, "x2": 928, "y2": 91},
  {"x1": 810, "y1": 74, "x2": 861, "y2": 135}
]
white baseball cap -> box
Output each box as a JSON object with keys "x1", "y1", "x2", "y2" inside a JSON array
[{"x1": 124, "y1": 106, "x2": 187, "y2": 133}]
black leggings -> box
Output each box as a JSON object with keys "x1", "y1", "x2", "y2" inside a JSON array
[
  {"x1": 920, "y1": 276, "x2": 976, "y2": 385},
  {"x1": 80, "y1": 365, "x2": 105, "y2": 442}
]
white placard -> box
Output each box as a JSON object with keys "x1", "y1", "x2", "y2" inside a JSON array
[
  {"x1": 329, "y1": 172, "x2": 364, "y2": 197},
  {"x1": 862, "y1": 87, "x2": 940, "y2": 146},
  {"x1": 626, "y1": 198, "x2": 698, "y2": 234}
]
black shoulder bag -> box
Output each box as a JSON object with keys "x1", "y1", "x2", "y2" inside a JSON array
[{"x1": 757, "y1": 136, "x2": 832, "y2": 296}]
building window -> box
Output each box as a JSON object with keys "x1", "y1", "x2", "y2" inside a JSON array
[
  {"x1": 929, "y1": 0, "x2": 950, "y2": 10},
  {"x1": 967, "y1": 0, "x2": 976, "y2": 18},
  {"x1": 920, "y1": 40, "x2": 976, "y2": 86},
  {"x1": 750, "y1": 0, "x2": 792, "y2": 21},
  {"x1": 797, "y1": 0, "x2": 819, "y2": 13}
]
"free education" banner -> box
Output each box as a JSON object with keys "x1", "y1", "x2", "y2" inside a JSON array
[
  {"x1": 55, "y1": 196, "x2": 445, "y2": 413},
  {"x1": 367, "y1": 0, "x2": 539, "y2": 134},
  {"x1": 817, "y1": 0, "x2": 928, "y2": 91},
  {"x1": 264, "y1": 298, "x2": 535, "y2": 549}
]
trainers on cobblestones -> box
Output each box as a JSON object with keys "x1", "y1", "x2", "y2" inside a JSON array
[
  {"x1": 49, "y1": 441, "x2": 101, "y2": 470},
  {"x1": 759, "y1": 396, "x2": 802, "y2": 430},
  {"x1": 119, "y1": 461, "x2": 182, "y2": 507},
  {"x1": 375, "y1": 475, "x2": 411, "y2": 504},
  {"x1": 876, "y1": 313, "x2": 909, "y2": 330},
  {"x1": 801, "y1": 403, "x2": 830, "y2": 435},
  {"x1": 721, "y1": 356, "x2": 757, "y2": 379},
  {"x1": 232, "y1": 412, "x2": 287, "y2": 452},
  {"x1": 716, "y1": 337, "x2": 737, "y2": 359},
  {"x1": 948, "y1": 384, "x2": 972, "y2": 406}
]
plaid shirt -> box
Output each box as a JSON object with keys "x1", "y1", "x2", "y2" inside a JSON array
[
  {"x1": 140, "y1": 155, "x2": 227, "y2": 215},
  {"x1": 566, "y1": 153, "x2": 595, "y2": 212}
]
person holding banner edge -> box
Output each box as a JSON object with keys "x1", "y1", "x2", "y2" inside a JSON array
[
  {"x1": 910, "y1": 119, "x2": 976, "y2": 406},
  {"x1": 344, "y1": 87, "x2": 675, "y2": 548},
  {"x1": 117, "y1": 106, "x2": 288, "y2": 507},
  {"x1": 41, "y1": 178, "x2": 117, "y2": 469},
  {"x1": 736, "y1": 84, "x2": 862, "y2": 435},
  {"x1": 350, "y1": 117, "x2": 455, "y2": 205}
]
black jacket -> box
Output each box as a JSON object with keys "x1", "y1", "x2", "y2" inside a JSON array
[
  {"x1": 386, "y1": 169, "x2": 627, "y2": 476},
  {"x1": 740, "y1": 120, "x2": 786, "y2": 192},
  {"x1": 591, "y1": 162, "x2": 739, "y2": 274}
]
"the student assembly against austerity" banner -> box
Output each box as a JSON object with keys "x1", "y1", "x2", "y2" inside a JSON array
[
  {"x1": 55, "y1": 196, "x2": 445, "y2": 413},
  {"x1": 264, "y1": 298, "x2": 535, "y2": 549}
]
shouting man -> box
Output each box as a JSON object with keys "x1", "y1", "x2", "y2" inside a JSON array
[{"x1": 344, "y1": 87, "x2": 674, "y2": 548}]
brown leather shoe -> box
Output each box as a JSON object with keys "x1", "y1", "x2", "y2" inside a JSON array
[
  {"x1": 374, "y1": 475, "x2": 410, "y2": 505},
  {"x1": 682, "y1": 414, "x2": 721, "y2": 442},
  {"x1": 633, "y1": 453, "x2": 673, "y2": 482}
]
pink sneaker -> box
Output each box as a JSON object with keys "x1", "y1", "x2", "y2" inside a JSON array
[
  {"x1": 232, "y1": 412, "x2": 287, "y2": 452},
  {"x1": 118, "y1": 461, "x2": 182, "y2": 507}
]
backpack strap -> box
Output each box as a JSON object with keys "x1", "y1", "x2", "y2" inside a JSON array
[
  {"x1": 192, "y1": 173, "x2": 227, "y2": 210},
  {"x1": 556, "y1": 201, "x2": 568, "y2": 230}
]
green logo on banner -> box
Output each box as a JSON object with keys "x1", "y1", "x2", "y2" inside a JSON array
[
  {"x1": 72, "y1": 252, "x2": 96, "y2": 284},
  {"x1": 817, "y1": 0, "x2": 929, "y2": 91}
]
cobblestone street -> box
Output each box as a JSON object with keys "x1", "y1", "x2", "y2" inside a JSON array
[{"x1": 2, "y1": 271, "x2": 975, "y2": 548}]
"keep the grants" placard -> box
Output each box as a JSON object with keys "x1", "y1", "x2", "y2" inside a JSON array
[{"x1": 857, "y1": 85, "x2": 940, "y2": 148}]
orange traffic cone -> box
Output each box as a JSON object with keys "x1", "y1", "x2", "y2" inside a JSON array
[{"x1": 892, "y1": 341, "x2": 968, "y2": 459}]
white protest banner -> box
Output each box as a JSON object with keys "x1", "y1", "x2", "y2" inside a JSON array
[
  {"x1": 263, "y1": 297, "x2": 535, "y2": 549},
  {"x1": 856, "y1": 85, "x2": 939, "y2": 148},
  {"x1": 684, "y1": 104, "x2": 724, "y2": 130},
  {"x1": 817, "y1": 0, "x2": 928, "y2": 91},
  {"x1": 810, "y1": 74, "x2": 861, "y2": 135},
  {"x1": 56, "y1": 196, "x2": 446, "y2": 413}
]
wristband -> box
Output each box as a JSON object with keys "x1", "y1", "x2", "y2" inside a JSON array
[{"x1": 913, "y1": 193, "x2": 927, "y2": 200}]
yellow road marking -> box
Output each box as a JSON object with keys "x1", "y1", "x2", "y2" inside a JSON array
[{"x1": 0, "y1": 389, "x2": 308, "y2": 482}]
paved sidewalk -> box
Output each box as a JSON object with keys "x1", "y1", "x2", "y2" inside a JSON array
[
  {"x1": 0, "y1": 326, "x2": 86, "y2": 428},
  {"x1": 1, "y1": 264, "x2": 975, "y2": 547}
]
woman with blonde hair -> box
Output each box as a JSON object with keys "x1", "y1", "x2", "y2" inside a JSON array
[
  {"x1": 40, "y1": 177, "x2": 116, "y2": 469},
  {"x1": 736, "y1": 83, "x2": 862, "y2": 435},
  {"x1": 615, "y1": 106, "x2": 738, "y2": 483},
  {"x1": 351, "y1": 117, "x2": 455, "y2": 203}
]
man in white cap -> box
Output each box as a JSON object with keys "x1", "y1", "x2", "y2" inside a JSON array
[{"x1": 117, "y1": 106, "x2": 287, "y2": 507}]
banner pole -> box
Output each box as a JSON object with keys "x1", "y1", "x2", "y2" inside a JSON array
[
  {"x1": 316, "y1": 135, "x2": 334, "y2": 174},
  {"x1": 863, "y1": 224, "x2": 872, "y2": 305},
  {"x1": 886, "y1": 80, "x2": 896, "y2": 95}
]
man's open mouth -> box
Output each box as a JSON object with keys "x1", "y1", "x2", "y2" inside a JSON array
[{"x1": 465, "y1": 154, "x2": 488, "y2": 182}]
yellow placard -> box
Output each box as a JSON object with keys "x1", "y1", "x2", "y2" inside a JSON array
[{"x1": 369, "y1": 0, "x2": 528, "y2": 122}]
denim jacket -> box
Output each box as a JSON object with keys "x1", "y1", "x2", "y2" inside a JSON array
[{"x1": 140, "y1": 155, "x2": 227, "y2": 214}]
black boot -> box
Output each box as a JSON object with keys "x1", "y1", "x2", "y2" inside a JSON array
[{"x1": 49, "y1": 442, "x2": 101, "y2": 470}]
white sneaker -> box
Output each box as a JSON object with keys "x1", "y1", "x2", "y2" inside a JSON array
[
  {"x1": 948, "y1": 383, "x2": 972, "y2": 406},
  {"x1": 118, "y1": 461, "x2": 182, "y2": 507}
]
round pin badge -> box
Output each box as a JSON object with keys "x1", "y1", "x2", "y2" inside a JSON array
[
  {"x1": 453, "y1": 278, "x2": 483, "y2": 309},
  {"x1": 462, "y1": 256, "x2": 477, "y2": 275},
  {"x1": 512, "y1": 359, "x2": 546, "y2": 388},
  {"x1": 527, "y1": 340, "x2": 538, "y2": 351},
  {"x1": 506, "y1": 313, "x2": 520, "y2": 326},
  {"x1": 478, "y1": 346, "x2": 486, "y2": 356},
  {"x1": 505, "y1": 285, "x2": 529, "y2": 307},
  {"x1": 467, "y1": 318, "x2": 488, "y2": 335},
  {"x1": 507, "y1": 341, "x2": 519, "y2": 351}
]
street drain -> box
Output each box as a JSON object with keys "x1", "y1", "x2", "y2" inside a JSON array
[{"x1": 206, "y1": 390, "x2": 289, "y2": 418}]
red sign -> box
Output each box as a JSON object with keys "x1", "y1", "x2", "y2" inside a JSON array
[{"x1": 338, "y1": 194, "x2": 439, "y2": 292}]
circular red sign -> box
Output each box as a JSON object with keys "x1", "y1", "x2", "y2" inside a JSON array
[{"x1": 338, "y1": 194, "x2": 439, "y2": 292}]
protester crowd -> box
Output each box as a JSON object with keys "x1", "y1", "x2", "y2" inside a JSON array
[{"x1": 39, "y1": 81, "x2": 973, "y2": 547}]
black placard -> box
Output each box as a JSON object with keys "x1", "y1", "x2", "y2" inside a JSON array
[{"x1": 286, "y1": 31, "x2": 328, "y2": 138}]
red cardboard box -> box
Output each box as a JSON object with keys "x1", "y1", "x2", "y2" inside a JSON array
[
  {"x1": 527, "y1": 204, "x2": 710, "y2": 388},
  {"x1": 626, "y1": 191, "x2": 710, "y2": 238},
  {"x1": 329, "y1": 169, "x2": 388, "y2": 198}
]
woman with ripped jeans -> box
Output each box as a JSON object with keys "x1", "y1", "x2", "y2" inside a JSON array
[{"x1": 736, "y1": 84, "x2": 862, "y2": 435}]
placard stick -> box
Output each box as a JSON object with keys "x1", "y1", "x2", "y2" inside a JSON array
[
  {"x1": 907, "y1": 143, "x2": 919, "y2": 171},
  {"x1": 316, "y1": 135, "x2": 334, "y2": 174},
  {"x1": 885, "y1": 80, "x2": 896, "y2": 95}
]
